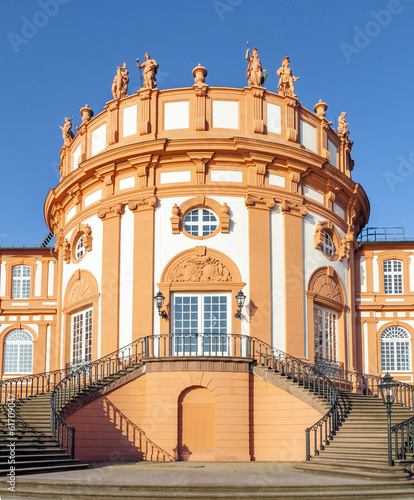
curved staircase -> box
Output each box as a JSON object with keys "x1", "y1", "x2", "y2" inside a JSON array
[{"x1": 294, "y1": 390, "x2": 414, "y2": 480}]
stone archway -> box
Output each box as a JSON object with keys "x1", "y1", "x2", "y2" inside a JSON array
[{"x1": 178, "y1": 386, "x2": 216, "y2": 461}]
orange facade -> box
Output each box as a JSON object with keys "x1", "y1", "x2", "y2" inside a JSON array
[{"x1": 2, "y1": 68, "x2": 413, "y2": 463}]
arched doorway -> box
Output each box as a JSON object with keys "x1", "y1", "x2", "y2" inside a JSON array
[{"x1": 178, "y1": 386, "x2": 216, "y2": 461}]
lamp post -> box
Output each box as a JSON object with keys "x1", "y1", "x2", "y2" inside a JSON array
[
  {"x1": 154, "y1": 291, "x2": 168, "y2": 319},
  {"x1": 378, "y1": 372, "x2": 398, "y2": 467},
  {"x1": 234, "y1": 290, "x2": 246, "y2": 319}
]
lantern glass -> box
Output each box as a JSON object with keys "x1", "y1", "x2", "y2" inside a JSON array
[
  {"x1": 154, "y1": 291, "x2": 165, "y2": 310},
  {"x1": 378, "y1": 373, "x2": 398, "y2": 406},
  {"x1": 236, "y1": 290, "x2": 246, "y2": 309}
]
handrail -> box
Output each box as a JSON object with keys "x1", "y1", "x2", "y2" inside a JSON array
[
  {"x1": 50, "y1": 332, "x2": 339, "y2": 461},
  {"x1": 391, "y1": 415, "x2": 414, "y2": 461},
  {"x1": 0, "y1": 368, "x2": 71, "y2": 405}
]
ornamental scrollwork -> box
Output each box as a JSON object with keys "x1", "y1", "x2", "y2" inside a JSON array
[{"x1": 170, "y1": 256, "x2": 232, "y2": 283}]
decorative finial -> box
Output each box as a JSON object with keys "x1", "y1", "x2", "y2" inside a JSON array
[
  {"x1": 80, "y1": 104, "x2": 94, "y2": 124},
  {"x1": 192, "y1": 63, "x2": 207, "y2": 85},
  {"x1": 136, "y1": 53, "x2": 159, "y2": 89},
  {"x1": 314, "y1": 100, "x2": 328, "y2": 119},
  {"x1": 276, "y1": 57, "x2": 299, "y2": 97}
]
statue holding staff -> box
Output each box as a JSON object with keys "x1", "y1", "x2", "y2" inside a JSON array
[
  {"x1": 245, "y1": 42, "x2": 266, "y2": 87},
  {"x1": 136, "y1": 53, "x2": 159, "y2": 89}
]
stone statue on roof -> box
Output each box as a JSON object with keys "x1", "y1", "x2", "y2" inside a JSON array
[
  {"x1": 136, "y1": 53, "x2": 159, "y2": 89},
  {"x1": 337, "y1": 112, "x2": 349, "y2": 139},
  {"x1": 277, "y1": 57, "x2": 299, "y2": 98},
  {"x1": 59, "y1": 117, "x2": 74, "y2": 146},
  {"x1": 111, "y1": 62, "x2": 129, "y2": 100},
  {"x1": 245, "y1": 43, "x2": 267, "y2": 87}
]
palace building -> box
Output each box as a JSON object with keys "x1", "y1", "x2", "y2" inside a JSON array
[{"x1": 1, "y1": 56, "x2": 413, "y2": 466}]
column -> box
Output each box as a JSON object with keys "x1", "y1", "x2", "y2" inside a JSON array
[
  {"x1": 245, "y1": 194, "x2": 274, "y2": 346},
  {"x1": 281, "y1": 200, "x2": 308, "y2": 358},
  {"x1": 98, "y1": 203, "x2": 124, "y2": 355},
  {"x1": 128, "y1": 195, "x2": 157, "y2": 338}
]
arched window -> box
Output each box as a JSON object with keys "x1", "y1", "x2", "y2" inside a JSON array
[
  {"x1": 383, "y1": 260, "x2": 403, "y2": 294},
  {"x1": 381, "y1": 326, "x2": 411, "y2": 372},
  {"x1": 3, "y1": 329, "x2": 33, "y2": 373},
  {"x1": 12, "y1": 265, "x2": 31, "y2": 299},
  {"x1": 182, "y1": 209, "x2": 218, "y2": 237}
]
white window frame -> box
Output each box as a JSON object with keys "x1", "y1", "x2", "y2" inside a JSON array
[
  {"x1": 381, "y1": 326, "x2": 411, "y2": 372},
  {"x1": 3, "y1": 329, "x2": 33, "y2": 374},
  {"x1": 12, "y1": 265, "x2": 31, "y2": 299},
  {"x1": 71, "y1": 307, "x2": 93, "y2": 366},
  {"x1": 75, "y1": 235, "x2": 86, "y2": 261},
  {"x1": 171, "y1": 293, "x2": 230, "y2": 356},
  {"x1": 321, "y1": 231, "x2": 335, "y2": 258},
  {"x1": 383, "y1": 260, "x2": 403, "y2": 295},
  {"x1": 313, "y1": 306, "x2": 338, "y2": 363},
  {"x1": 182, "y1": 208, "x2": 218, "y2": 237}
]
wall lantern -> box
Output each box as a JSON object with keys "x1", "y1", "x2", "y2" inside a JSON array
[
  {"x1": 378, "y1": 372, "x2": 398, "y2": 466},
  {"x1": 234, "y1": 290, "x2": 246, "y2": 319},
  {"x1": 154, "y1": 291, "x2": 168, "y2": 319}
]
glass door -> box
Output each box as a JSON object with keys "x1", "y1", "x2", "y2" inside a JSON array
[
  {"x1": 172, "y1": 293, "x2": 230, "y2": 355},
  {"x1": 71, "y1": 307, "x2": 93, "y2": 367},
  {"x1": 313, "y1": 306, "x2": 338, "y2": 363}
]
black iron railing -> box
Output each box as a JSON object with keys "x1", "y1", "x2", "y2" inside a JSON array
[
  {"x1": 305, "y1": 366, "x2": 414, "y2": 463},
  {"x1": 0, "y1": 368, "x2": 71, "y2": 405},
  {"x1": 359, "y1": 226, "x2": 408, "y2": 242},
  {"x1": 392, "y1": 416, "x2": 414, "y2": 461},
  {"x1": 50, "y1": 333, "x2": 339, "y2": 461}
]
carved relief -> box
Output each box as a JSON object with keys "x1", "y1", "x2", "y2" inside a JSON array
[
  {"x1": 97, "y1": 203, "x2": 124, "y2": 220},
  {"x1": 67, "y1": 272, "x2": 98, "y2": 306},
  {"x1": 170, "y1": 255, "x2": 232, "y2": 283},
  {"x1": 245, "y1": 194, "x2": 275, "y2": 210},
  {"x1": 288, "y1": 171, "x2": 301, "y2": 194},
  {"x1": 220, "y1": 203, "x2": 230, "y2": 234},
  {"x1": 170, "y1": 204, "x2": 181, "y2": 234},
  {"x1": 311, "y1": 274, "x2": 342, "y2": 304},
  {"x1": 128, "y1": 196, "x2": 157, "y2": 212},
  {"x1": 280, "y1": 200, "x2": 308, "y2": 217}
]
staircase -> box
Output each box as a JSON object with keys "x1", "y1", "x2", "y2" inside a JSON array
[
  {"x1": 0, "y1": 393, "x2": 88, "y2": 475},
  {"x1": 294, "y1": 390, "x2": 414, "y2": 480}
]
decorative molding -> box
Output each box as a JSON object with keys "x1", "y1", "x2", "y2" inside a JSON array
[
  {"x1": 243, "y1": 153, "x2": 274, "y2": 187},
  {"x1": 128, "y1": 196, "x2": 157, "y2": 212},
  {"x1": 170, "y1": 196, "x2": 230, "y2": 238},
  {"x1": 187, "y1": 153, "x2": 214, "y2": 185},
  {"x1": 170, "y1": 254, "x2": 232, "y2": 283},
  {"x1": 127, "y1": 154, "x2": 158, "y2": 188},
  {"x1": 245, "y1": 194, "x2": 275, "y2": 210},
  {"x1": 250, "y1": 86, "x2": 264, "y2": 134},
  {"x1": 284, "y1": 95, "x2": 299, "y2": 142},
  {"x1": 280, "y1": 200, "x2": 308, "y2": 217},
  {"x1": 68, "y1": 183, "x2": 82, "y2": 206},
  {"x1": 105, "y1": 100, "x2": 119, "y2": 146},
  {"x1": 97, "y1": 203, "x2": 124, "y2": 220},
  {"x1": 137, "y1": 87, "x2": 154, "y2": 135},
  {"x1": 288, "y1": 170, "x2": 301, "y2": 194},
  {"x1": 94, "y1": 164, "x2": 116, "y2": 197},
  {"x1": 192, "y1": 65, "x2": 208, "y2": 131}
]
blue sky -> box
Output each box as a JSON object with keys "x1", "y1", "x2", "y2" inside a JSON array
[{"x1": 1, "y1": 0, "x2": 413, "y2": 246}]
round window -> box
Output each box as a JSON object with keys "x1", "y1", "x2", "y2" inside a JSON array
[
  {"x1": 321, "y1": 231, "x2": 335, "y2": 258},
  {"x1": 183, "y1": 209, "x2": 218, "y2": 237}
]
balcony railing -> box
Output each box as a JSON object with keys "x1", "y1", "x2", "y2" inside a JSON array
[{"x1": 359, "y1": 226, "x2": 409, "y2": 242}]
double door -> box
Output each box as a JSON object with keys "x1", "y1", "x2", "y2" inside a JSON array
[{"x1": 172, "y1": 293, "x2": 230, "y2": 355}]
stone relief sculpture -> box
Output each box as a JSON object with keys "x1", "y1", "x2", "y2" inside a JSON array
[
  {"x1": 111, "y1": 62, "x2": 129, "y2": 99},
  {"x1": 277, "y1": 57, "x2": 299, "y2": 98},
  {"x1": 136, "y1": 53, "x2": 159, "y2": 89},
  {"x1": 245, "y1": 43, "x2": 266, "y2": 87},
  {"x1": 59, "y1": 117, "x2": 74, "y2": 146},
  {"x1": 337, "y1": 112, "x2": 349, "y2": 139}
]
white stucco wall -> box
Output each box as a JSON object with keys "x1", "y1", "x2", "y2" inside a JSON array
[
  {"x1": 270, "y1": 205, "x2": 285, "y2": 351},
  {"x1": 153, "y1": 196, "x2": 249, "y2": 336},
  {"x1": 302, "y1": 212, "x2": 349, "y2": 359}
]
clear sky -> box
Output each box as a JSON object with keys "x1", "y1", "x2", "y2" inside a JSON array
[{"x1": 1, "y1": 0, "x2": 413, "y2": 246}]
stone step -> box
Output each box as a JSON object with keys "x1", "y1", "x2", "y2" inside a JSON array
[
  {"x1": 293, "y1": 463, "x2": 410, "y2": 481},
  {"x1": 0, "y1": 462, "x2": 89, "y2": 476},
  {"x1": 0, "y1": 458, "x2": 80, "y2": 471}
]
